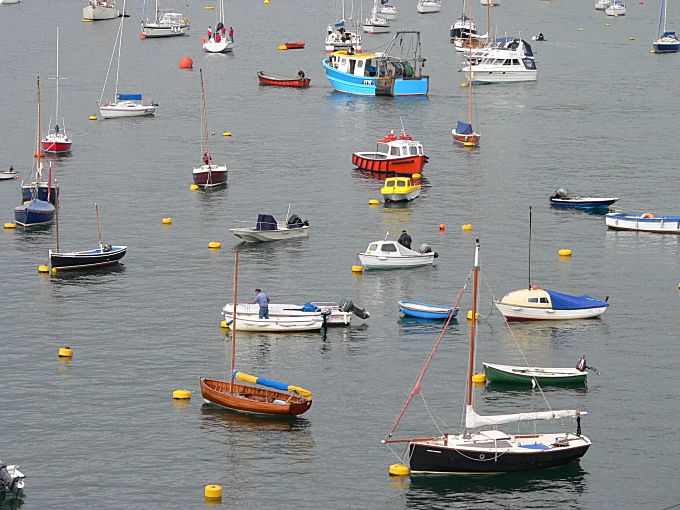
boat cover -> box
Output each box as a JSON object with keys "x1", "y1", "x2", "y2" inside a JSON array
[
  {"x1": 522, "y1": 40, "x2": 534, "y2": 57},
  {"x1": 335, "y1": 20, "x2": 345, "y2": 27},
  {"x1": 255, "y1": 214, "x2": 277, "y2": 231},
  {"x1": 301, "y1": 303, "x2": 320, "y2": 312},
  {"x1": 662, "y1": 31, "x2": 679, "y2": 38},
  {"x1": 456, "y1": 121, "x2": 473, "y2": 135},
  {"x1": 21, "y1": 199, "x2": 55, "y2": 213},
  {"x1": 117, "y1": 93, "x2": 142, "y2": 101},
  {"x1": 232, "y1": 371, "x2": 312, "y2": 398},
  {"x1": 546, "y1": 289, "x2": 609, "y2": 310}
]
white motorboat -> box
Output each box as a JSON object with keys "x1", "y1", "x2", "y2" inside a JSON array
[
  {"x1": 225, "y1": 315, "x2": 324, "y2": 332},
  {"x1": 494, "y1": 287, "x2": 609, "y2": 320},
  {"x1": 0, "y1": 0, "x2": 21, "y2": 5},
  {"x1": 417, "y1": 0, "x2": 442, "y2": 13},
  {"x1": 606, "y1": 212, "x2": 680, "y2": 233},
  {"x1": 223, "y1": 300, "x2": 369, "y2": 326},
  {"x1": 325, "y1": 24, "x2": 362, "y2": 52},
  {"x1": 358, "y1": 236, "x2": 437, "y2": 270},
  {"x1": 605, "y1": 1, "x2": 625, "y2": 15},
  {"x1": 0, "y1": 168, "x2": 19, "y2": 180},
  {"x1": 380, "y1": 1, "x2": 398, "y2": 19},
  {"x1": 230, "y1": 212, "x2": 309, "y2": 243},
  {"x1": 83, "y1": 0, "x2": 119, "y2": 19},
  {"x1": 0, "y1": 462, "x2": 25, "y2": 497},
  {"x1": 461, "y1": 38, "x2": 537, "y2": 83},
  {"x1": 141, "y1": 11, "x2": 189, "y2": 37},
  {"x1": 594, "y1": 0, "x2": 611, "y2": 10}
]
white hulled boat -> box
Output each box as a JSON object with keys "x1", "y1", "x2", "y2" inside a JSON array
[
  {"x1": 83, "y1": 0, "x2": 119, "y2": 20},
  {"x1": 380, "y1": 0, "x2": 398, "y2": 19},
  {"x1": 364, "y1": 0, "x2": 390, "y2": 33},
  {"x1": 594, "y1": 0, "x2": 611, "y2": 9},
  {"x1": 141, "y1": 0, "x2": 189, "y2": 37},
  {"x1": 222, "y1": 300, "x2": 369, "y2": 326},
  {"x1": 417, "y1": 0, "x2": 442, "y2": 13},
  {"x1": 461, "y1": 38, "x2": 537, "y2": 83},
  {"x1": 605, "y1": 1, "x2": 626, "y2": 15},
  {"x1": 230, "y1": 210, "x2": 309, "y2": 242},
  {"x1": 358, "y1": 234, "x2": 437, "y2": 270},
  {"x1": 203, "y1": 0, "x2": 233, "y2": 53}
]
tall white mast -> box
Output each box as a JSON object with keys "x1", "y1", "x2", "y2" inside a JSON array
[{"x1": 55, "y1": 26, "x2": 60, "y2": 124}]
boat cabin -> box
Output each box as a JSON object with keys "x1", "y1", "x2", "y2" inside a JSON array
[
  {"x1": 476, "y1": 39, "x2": 536, "y2": 70},
  {"x1": 500, "y1": 288, "x2": 552, "y2": 308},
  {"x1": 382, "y1": 177, "x2": 418, "y2": 191},
  {"x1": 376, "y1": 132, "x2": 424, "y2": 158},
  {"x1": 363, "y1": 240, "x2": 414, "y2": 256},
  {"x1": 327, "y1": 51, "x2": 418, "y2": 80}
]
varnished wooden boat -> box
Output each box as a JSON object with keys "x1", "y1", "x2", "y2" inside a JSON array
[
  {"x1": 257, "y1": 71, "x2": 311, "y2": 88},
  {"x1": 199, "y1": 377, "x2": 312, "y2": 416}
]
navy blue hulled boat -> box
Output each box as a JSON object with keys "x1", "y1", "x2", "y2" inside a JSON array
[
  {"x1": 14, "y1": 198, "x2": 55, "y2": 227},
  {"x1": 49, "y1": 244, "x2": 127, "y2": 271},
  {"x1": 653, "y1": 0, "x2": 680, "y2": 53},
  {"x1": 550, "y1": 188, "x2": 618, "y2": 210},
  {"x1": 21, "y1": 182, "x2": 59, "y2": 206}
]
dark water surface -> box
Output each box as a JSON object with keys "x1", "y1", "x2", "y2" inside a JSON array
[{"x1": 1, "y1": 0, "x2": 680, "y2": 508}]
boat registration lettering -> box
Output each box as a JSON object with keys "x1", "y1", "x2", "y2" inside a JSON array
[
  {"x1": 426, "y1": 449, "x2": 441, "y2": 454},
  {"x1": 363, "y1": 79, "x2": 373, "y2": 85}
]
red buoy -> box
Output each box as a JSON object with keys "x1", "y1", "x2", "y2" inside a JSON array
[
  {"x1": 140, "y1": 33, "x2": 146, "y2": 39},
  {"x1": 179, "y1": 57, "x2": 193, "y2": 69}
]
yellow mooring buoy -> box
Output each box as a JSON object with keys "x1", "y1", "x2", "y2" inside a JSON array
[
  {"x1": 204, "y1": 484, "x2": 222, "y2": 500},
  {"x1": 220, "y1": 320, "x2": 229, "y2": 328},
  {"x1": 389, "y1": 464, "x2": 411, "y2": 476},
  {"x1": 462, "y1": 224, "x2": 473, "y2": 231},
  {"x1": 472, "y1": 373, "x2": 486, "y2": 384},
  {"x1": 368, "y1": 199, "x2": 380, "y2": 205},
  {"x1": 351, "y1": 265, "x2": 364, "y2": 273},
  {"x1": 467, "y1": 310, "x2": 480, "y2": 321},
  {"x1": 222, "y1": 131, "x2": 232, "y2": 136},
  {"x1": 88, "y1": 115, "x2": 97, "y2": 120},
  {"x1": 4, "y1": 222, "x2": 16, "y2": 229},
  {"x1": 58, "y1": 346, "x2": 73, "y2": 358},
  {"x1": 173, "y1": 389, "x2": 191, "y2": 400},
  {"x1": 558, "y1": 248, "x2": 573, "y2": 257},
  {"x1": 190, "y1": 184, "x2": 199, "y2": 190},
  {"x1": 208, "y1": 241, "x2": 222, "y2": 249},
  {"x1": 162, "y1": 217, "x2": 172, "y2": 224},
  {"x1": 38, "y1": 265, "x2": 50, "y2": 273}
]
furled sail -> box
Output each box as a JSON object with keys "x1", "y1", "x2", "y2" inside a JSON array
[{"x1": 465, "y1": 405, "x2": 584, "y2": 429}]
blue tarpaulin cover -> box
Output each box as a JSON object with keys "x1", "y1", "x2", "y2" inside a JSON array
[
  {"x1": 456, "y1": 121, "x2": 473, "y2": 135},
  {"x1": 546, "y1": 289, "x2": 609, "y2": 310},
  {"x1": 256, "y1": 214, "x2": 277, "y2": 231},
  {"x1": 335, "y1": 20, "x2": 345, "y2": 27},
  {"x1": 117, "y1": 93, "x2": 142, "y2": 101},
  {"x1": 301, "y1": 303, "x2": 320, "y2": 312}
]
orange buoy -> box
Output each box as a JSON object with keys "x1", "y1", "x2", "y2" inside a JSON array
[
  {"x1": 140, "y1": 33, "x2": 146, "y2": 39},
  {"x1": 33, "y1": 151, "x2": 45, "y2": 158},
  {"x1": 439, "y1": 223, "x2": 446, "y2": 231},
  {"x1": 179, "y1": 57, "x2": 193, "y2": 69},
  {"x1": 201, "y1": 37, "x2": 207, "y2": 43}
]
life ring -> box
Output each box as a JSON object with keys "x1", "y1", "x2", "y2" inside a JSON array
[{"x1": 641, "y1": 213, "x2": 655, "y2": 219}]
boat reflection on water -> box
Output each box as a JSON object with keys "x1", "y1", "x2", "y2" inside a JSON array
[
  {"x1": 49, "y1": 262, "x2": 126, "y2": 286},
  {"x1": 199, "y1": 402, "x2": 313, "y2": 430},
  {"x1": 406, "y1": 463, "x2": 588, "y2": 507},
  {"x1": 398, "y1": 316, "x2": 458, "y2": 335}
]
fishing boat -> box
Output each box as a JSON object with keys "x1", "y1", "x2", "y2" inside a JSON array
[
  {"x1": 605, "y1": 211, "x2": 680, "y2": 233},
  {"x1": 324, "y1": 31, "x2": 429, "y2": 96},
  {"x1": 15, "y1": 79, "x2": 55, "y2": 228},
  {"x1": 550, "y1": 188, "x2": 619, "y2": 209},
  {"x1": 358, "y1": 234, "x2": 437, "y2": 270},
  {"x1": 98, "y1": 0, "x2": 158, "y2": 119},
  {"x1": 605, "y1": 1, "x2": 625, "y2": 15},
  {"x1": 417, "y1": 0, "x2": 441, "y2": 13},
  {"x1": 49, "y1": 203, "x2": 127, "y2": 272},
  {"x1": 83, "y1": 0, "x2": 119, "y2": 20},
  {"x1": 380, "y1": 177, "x2": 421, "y2": 202},
  {"x1": 453, "y1": 1, "x2": 480, "y2": 147},
  {"x1": 141, "y1": 0, "x2": 189, "y2": 37},
  {"x1": 380, "y1": 0, "x2": 398, "y2": 19},
  {"x1": 0, "y1": 461, "x2": 25, "y2": 498},
  {"x1": 0, "y1": 167, "x2": 19, "y2": 181},
  {"x1": 193, "y1": 69, "x2": 228, "y2": 188},
  {"x1": 223, "y1": 299, "x2": 369, "y2": 326},
  {"x1": 461, "y1": 38, "x2": 537, "y2": 83},
  {"x1": 41, "y1": 27, "x2": 72, "y2": 155},
  {"x1": 257, "y1": 71, "x2": 311, "y2": 88},
  {"x1": 353, "y1": 128, "x2": 428, "y2": 175},
  {"x1": 364, "y1": 0, "x2": 390, "y2": 33},
  {"x1": 398, "y1": 300, "x2": 458, "y2": 319},
  {"x1": 202, "y1": 0, "x2": 233, "y2": 52},
  {"x1": 594, "y1": 0, "x2": 611, "y2": 9},
  {"x1": 230, "y1": 211, "x2": 309, "y2": 242},
  {"x1": 200, "y1": 250, "x2": 313, "y2": 416},
  {"x1": 483, "y1": 358, "x2": 588, "y2": 386},
  {"x1": 383, "y1": 240, "x2": 591, "y2": 474},
  {"x1": 653, "y1": 0, "x2": 680, "y2": 52}
]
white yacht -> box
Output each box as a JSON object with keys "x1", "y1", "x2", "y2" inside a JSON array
[
  {"x1": 461, "y1": 38, "x2": 537, "y2": 83},
  {"x1": 594, "y1": 0, "x2": 612, "y2": 10},
  {"x1": 605, "y1": 1, "x2": 625, "y2": 15},
  {"x1": 417, "y1": 0, "x2": 442, "y2": 13}
]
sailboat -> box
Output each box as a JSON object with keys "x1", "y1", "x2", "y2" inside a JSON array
[
  {"x1": 325, "y1": 0, "x2": 363, "y2": 52},
  {"x1": 493, "y1": 207, "x2": 609, "y2": 320},
  {"x1": 98, "y1": 0, "x2": 158, "y2": 119},
  {"x1": 49, "y1": 203, "x2": 127, "y2": 272},
  {"x1": 452, "y1": 0, "x2": 480, "y2": 147},
  {"x1": 140, "y1": 0, "x2": 189, "y2": 37},
  {"x1": 653, "y1": 0, "x2": 680, "y2": 53},
  {"x1": 199, "y1": 250, "x2": 313, "y2": 416},
  {"x1": 42, "y1": 27, "x2": 72, "y2": 155},
  {"x1": 192, "y1": 70, "x2": 228, "y2": 188},
  {"x1": 417, "y1": 0, "x2": 442, "y2": 14},
  {"x1": 202, "y1": 0, "x2": 233, "y2": 53},
  {"x1": 14, "y1": 78, "x2": 56, "y2": 228},
  {"x1": 364, "y1": 0, "x2": 390, "y2": 33},
  {"x1": 380, "y1": 0, "x2": 398, "y2": 19},
  {"x1": 383, "y1": 239, "x2": 591, "y2": 474}
]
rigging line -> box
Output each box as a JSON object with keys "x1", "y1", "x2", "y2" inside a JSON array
[
  {"x1": 99, "y1": 13, "x2": 124, "y2": 105},
  {"x1": 419, "y1": 393, "x2": 444, "y2": 436},
  {"x1": 420, "y1": 392, "x2": 453, "y2": 431}
]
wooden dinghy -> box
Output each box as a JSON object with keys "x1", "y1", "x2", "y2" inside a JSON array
[
  {"x1": 257, "y1": 71, "x2": 311, "y2": 88},
  {"x1": 483, "y1": 362, "x2": 587, "y2": 386}
]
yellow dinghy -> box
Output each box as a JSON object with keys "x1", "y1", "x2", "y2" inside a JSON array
[{"x1": 380, "y1": 177, "x2": 421, "y2": 203}]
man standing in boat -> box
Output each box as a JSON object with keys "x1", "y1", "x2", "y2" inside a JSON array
[
  {"x1": 253, "y1": 288, "x2": 270, "y2": 319},
  {"x1": 398, "y1": 230, "x2": 412, "y2": 249}
]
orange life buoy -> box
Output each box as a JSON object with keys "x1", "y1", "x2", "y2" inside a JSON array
[{"x1": 641, "y1": 213, "x2": 655, "y2": 219}]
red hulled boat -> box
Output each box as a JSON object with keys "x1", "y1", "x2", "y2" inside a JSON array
[
  {"x1": 42, "y1": 27, "x2": 73, "y2": 155},
  {"x1": 257, "y1": 71, "x2": 311, "y2": 88},
  {"x1": 284, "y1": 41, "x2": 305, "y2": 49},
  {"x1": 352, "y1": 130, "x2": 428, "y2": 176}
]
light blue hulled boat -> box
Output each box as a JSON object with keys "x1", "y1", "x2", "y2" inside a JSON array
[
  {"x1": 398, "y1": 300, "x2": 458, "y2": 319},
  {"x1": 324, "y1": 30, "x2": 429, "y2": 96}
]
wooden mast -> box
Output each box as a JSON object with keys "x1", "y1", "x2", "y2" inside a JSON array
[
  {"x1": 230, "y1": 249, "x2": 239, "y2": 391},
  {"x1": 465, "y1": 239, "x2": 480, "y2": 409}
]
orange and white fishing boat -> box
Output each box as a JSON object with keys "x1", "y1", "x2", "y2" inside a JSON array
[{"x1": 352, "y1": 127, "x2": 428, "y2": 176}]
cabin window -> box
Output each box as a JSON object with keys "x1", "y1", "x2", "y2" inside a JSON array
[
  {"x1": 397, "y1": 180, "x2": 406, "y2": 186},
  {"x1": 401, "y1": 147, "x2": 408, "y2": 156},
  {"x1": 512, "y1": 59, "x2": 520, "y2": 65},
  {"x1": 503, "y1": 59, "x2": 511, "y2": 66},
  {"x1": 523, "y1": 58, "x2": 536, "y2": 70},
  {"x1": 409, "y1": 146, "x2": 418, "y2": 155},
  {"x1": 528, "y1": 297, "x2": 539, "y2": 303},
  {"x1": 390, "y1": 147, "x2": 399, "y2": 156},
  {"x1": 377, "y1": 144, "x2": 389, "y2": 154},
  {"x1": 417, "y1": 146, "x2": 423, "y2": 155},
  {"x1": 368, "y1": 243, "x2": 378, "y2": 251},
  {"x1": 349, "y1": 59, "x2": 356, "y2": 75},
  {"x1": 381, "y1": 244, "x2": 398, "y2": 253},
  {"x1": 540, "y1": 297, "x2": 549, "y2": 304},
  {"x1": 357, "y1": 60, "x2": 364, "y2": 68}
]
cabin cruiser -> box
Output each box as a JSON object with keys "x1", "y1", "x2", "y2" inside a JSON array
[
  {"x1": 461, "y1": 38, "x2": 537, "y2": 83},
  {"x1": 325, "y1": 23, "x2": 362, "y2": 52},
  {"x1": 358, "y1": 236, "x2": 438, "y2": 270},
  {"x1": 353, "y1": 130, "x2": 428, "y2": 175},
  {"x1": 141, "y1": 11, "x2": 190, "y2": 37}
]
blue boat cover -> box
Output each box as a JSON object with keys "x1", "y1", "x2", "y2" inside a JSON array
[
  {"x1": 117, "y1": 93, "x2": 142, "y2": 101},
  {"x1": 301, "y1": 303, "x2": 320, "y2": 312},
  {"x1": 23, "y1": 199, "x2": 55, "y2": 213},
  {"x1": 256, "y1": 214, "x2": 277, "y2": 231},
  {"x1": 520, "y1": 443, "x2": 550, "y2": 450},
  {"x1": 456, "y1": 121, "x2": 473, "y2": 135},
  {"x1": 335, "y1": 20, "x2": 345, "y2": 27},
  {"x1": 662, "y1": 31, "x2": 679, "y2": 39},
  {"x1": 546, "y1": 289, "x2": 609, "y2": 310},
  {"x1": 523, "y1": 40, "x2": 534, "y2": 57}
]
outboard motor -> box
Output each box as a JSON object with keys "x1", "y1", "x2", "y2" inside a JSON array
[
  {"x1": 0, "y1": 463, "x2": 25, "y2": 497},
  {"x1": 339, "y1": 299, "x2": 370, "y2": 320},
  {"x1": 418, "y1": 243, "x2": 432, "y2": 254},
  {"x1": 553, "y1": 188, "x2": 569, "y2": 199},
  {"x1": 287, "y1": 214, "x2": 308, "y2": 229}
]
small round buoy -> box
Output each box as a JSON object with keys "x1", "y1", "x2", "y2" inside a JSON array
[
  {"x1": 201, "y1": 37, "x2": 207, "y2": 43},
  {"x1": 58, "y1": 346, "x2": 73, "y2": 358},
  {"x1": 190, "y1": 184, "x2": 199, "y2": 190},
  {"x1": 204, "y1": 484, "x2": 222, "y2": 499},
  {"x1": 222, "y1": 131, "x2": 232, "y2": 136},
  {"x1": 412, "y1": 173, "x2": 422, "y2": 179},
  {"x1": 51, "y1": 268, "x2": 57, "y2": 275},
  {"x1": 439, "y1": 223, "x2": 446, "y2": 231},
  {"x1": 462, "y1": 224, "x2": 473, "y2": 231},
  {"x1": 472, "y1": 373, "x2": 486, "y2": 384},
  {"x1": 173, "y1": 389, "x2": 191, "y2": 400},
  {"x1": 460, "y1": 82, "x2": 468, "y2": 88},
  {"x1": 368, "y1": 199, "x2": 381, "y2": 205},
  {"x1": 467, "y1": 310, "x2": 480, "y2": 321},
  {"x1": 38, "y1": 265, "x2": 49, "y2": 273},
  {"x1": 81, "y1": 18, "x2": 94, "y2": 22},
  {"x1": 139, "y1": 33, "x2": 146, "y2": 39},
  {"x1": 162, "y1": 217, "x2": 172, "y2": 224},
  {"x1": 4, "y1": 222, "x2": 16, "y2": 229},
  {"x1": 88, "y1": 115, "x2": 98, "y2": 120},
  {"x1": 208, "y1": 241, "x2": 222, "y2": 249},
  {"x1": 605, "y1": 22, "x2": 611, "y2": 26},
  {"x1": 278, "y1": 44, "x2": 288, "y2": 50},
  {"x1": 558, "y1": 248, "x2": 573, "y2": 257},
  {"x1": 220, "y1": 320, "x2": 229, "y2": 329},
  {"x1": 351, "y1": 265, "x2": 363, "y2": 273},
  {"x1": 578, "y1": 27, "x2": 584, "y2": 31},
  {"x1": 204, "y1": 5, "x2": 215, "y2": 9},
  {"x1": 264, "y1": 0, "x2": 270, "y2": 4},
  {"x1": 629, "y1": 37, "x2": 635, "y2": 41},
  {"x1": 389, "y1": 464, "x2": 411, "y2": 476},
  {"x1": 179, "y1": 57, "x2": 193, "y2": 69}
]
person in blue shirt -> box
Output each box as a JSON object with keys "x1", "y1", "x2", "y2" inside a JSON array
[{"x1": 252, "y1": 288, "x2": 270, "y2": 319}]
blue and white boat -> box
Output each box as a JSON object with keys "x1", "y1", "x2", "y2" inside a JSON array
[
  {"x1": 653, "y1": 0, "x2": 680, "y2": 53},
  {"x1": 399, "y1": 300, "x2": 458, "y2": 319},
  {"x1": 550, "y1": 188, "x2": 618, "y2": 210},
  {"x1": 324, "y1": 30, "x2": 429, "y2": 96},
  {"x1": 606, "y1": 211, "x2": 680, "y2": 233},
  {"x1": 14, "y1": 198, "x2": 55, "y2": 227}
]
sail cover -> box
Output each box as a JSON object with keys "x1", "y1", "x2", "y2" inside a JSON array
[
  {"x1": 546, "y1": 290, "x2": 609, "y2": 310},
  {"x1": 117, "y1": 94, "x2": 142, "y2": 101},
  {"x1": 456, "y1": 121, "x2": 473, "y2": 135},
  {"x1": 465, "y1": 405, "x2": 581, "y2": 429},
  {"x1": 232, "y1": 371, "x2": 312, "y2": 398}
]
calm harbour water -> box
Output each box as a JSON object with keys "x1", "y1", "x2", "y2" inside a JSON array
[{"x1": 1, "y1": 0, "x2": 680, "y2": 508}]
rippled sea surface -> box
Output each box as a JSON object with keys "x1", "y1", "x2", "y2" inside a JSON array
[{"x1": 2, "y1": 0, "x2": 680, "y2": 508}]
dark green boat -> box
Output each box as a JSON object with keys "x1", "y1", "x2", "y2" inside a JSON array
[{"x1": 483, "y1": 362, "x2": 587, "y2": 386}]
